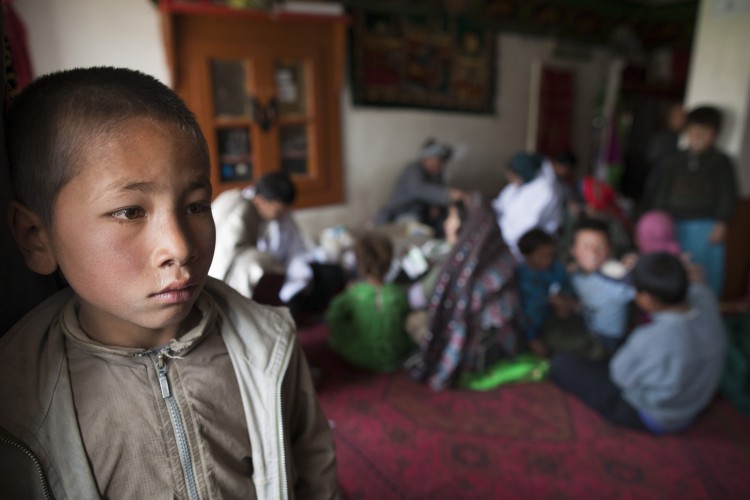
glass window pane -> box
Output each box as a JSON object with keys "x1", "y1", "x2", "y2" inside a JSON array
[
  {"x1": 274, "y1": 59, "x2": 307, "y2": 117},
  {"x1": 211, "y1": 59, "x2": 249, "y2": 118},
  {"x1": 279, "y1": 124, "x2": 308, "y2": 175},
  {"x1": 217, "y1": 128, "x2": 252, "y2": 182}
]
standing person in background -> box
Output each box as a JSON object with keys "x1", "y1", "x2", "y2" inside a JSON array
[
  {"x1": 376, "y1": 138, "x2": 466, "y2": 237},
  {"x1": 492, "y1": 151, "x2": 562, "y2": 259},
  {"x1": 641, "y1": 101, "x2": 686, "y2": 207},
  {"x1": 650, "y1": 105, "x2": 738, "y2": 297}
]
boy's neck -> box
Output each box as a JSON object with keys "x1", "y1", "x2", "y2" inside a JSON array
[
  {"x1": 78, "y1": 306, "x2": 202, "y2": 350},
  {"x1": 364, "y1": 276, "x2": 384, "y2": 287}
]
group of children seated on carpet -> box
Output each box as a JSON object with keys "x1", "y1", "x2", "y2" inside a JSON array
[
  {"x1": 326, "y1": 104, "x2": 738, "y2": 435},
  {"x1": 327, "y1": 201, "x2": 727, "y2": 434}
]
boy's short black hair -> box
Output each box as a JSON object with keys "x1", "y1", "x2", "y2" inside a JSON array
[
  {"x1": 518, "y1": 228, "x2": 556, "y2": 256},
  {"x1": 572, "y1": 217, "x2": 611, "y2": 244},
  {"x1": 6, "y1": 67, "x2": 209, "y2": 228},
  {"x1": 354, "y1": 233, "x2": 393, "y2": 281},
  {"x1": 553, "y1": 150, "x2": 577, "y2": 169},
  {"x1": 255, "y1": 172, "x2": 296, "y2": 205},
  {"x1": 685, "y1": 105, "x2": 722, "y2": 133},
  {"x1": 633, "y1": 252, "x2": 688, "y2": 305}
]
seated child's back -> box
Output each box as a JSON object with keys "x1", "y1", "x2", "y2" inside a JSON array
[
  {"x1": 611, "y1": 253, "x2": 726, "y2": 432},
  {"x1": 327, "y1": 233, "x2": 412, "y2": 371},
  {"x1": 0, "y1": 67, "x2": 337, "y2": 498}
]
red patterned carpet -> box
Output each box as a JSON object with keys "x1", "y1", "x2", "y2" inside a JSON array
[{"x1": 299, "y1": 324, "x2": 750, "y2": 499}]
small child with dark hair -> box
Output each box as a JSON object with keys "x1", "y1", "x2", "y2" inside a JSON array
[
  {"x1": 569, "y1": 218, "x2": 635, "y2": 353},
  {"x1": 516, "y1": 228, "x2": 574, "y2": 357},
  {"x1": 326, "y1": 233, "x2": 413, "y2": 372},
  {"x1": 650, "y1": 105, "x2": 739, "y2": 296},
  {"x1": 0, "y1": 67, "x2": 337, "y2": 497},
  {"x1": 551, "y1": 252, "x2": 726, "y2": 433}
]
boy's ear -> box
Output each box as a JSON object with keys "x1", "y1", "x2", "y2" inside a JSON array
[{"x1": 7, "y1": 201, "x2": 59, "y2": 275}]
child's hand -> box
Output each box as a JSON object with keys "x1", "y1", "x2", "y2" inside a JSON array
[{"x1": 709, "y1": 221, "x2": 728, "y2": 244}]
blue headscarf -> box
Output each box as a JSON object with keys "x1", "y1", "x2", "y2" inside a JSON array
[{"x1": 509, "y1": 152, "x2": 543, "y2": 184}]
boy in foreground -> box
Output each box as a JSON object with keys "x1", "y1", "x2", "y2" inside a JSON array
[
  {"x1": 550, "y1": 253, "x2": 726, "y2": 433},
  {"x1": 0, "y1": 67, "x2": 338, "y2": 498}
]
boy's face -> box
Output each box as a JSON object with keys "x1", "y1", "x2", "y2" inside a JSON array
[
  {"x1": 47, "y1": 118, "x2": 215, "y2": 346},
  {"x1": 421, "y1": 156, "x2": 445, "y2": 176},
  {"x1": 572, "y1": 229, "x2": 610, "y2": 273},
  {"x1": 254, "y1": 195, "x2": 287, "y2": 221},
  {"x1": 685, "y1": 124, "x2": 716, "y2": 154},
  {"x1": 505, "y1": 168, "x2": 523, "y2": 186},
  {"x1": 525, "y1": 244, "x2": 556, "y2": 271}
]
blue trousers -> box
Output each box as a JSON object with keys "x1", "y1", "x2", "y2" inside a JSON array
[{"x1": 676, "y1": 219, "x2": 725, "y2": 297}]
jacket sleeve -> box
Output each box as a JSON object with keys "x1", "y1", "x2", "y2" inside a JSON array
[{"x1": 282, "y1": 336, "x2": 340, "y2": 499}]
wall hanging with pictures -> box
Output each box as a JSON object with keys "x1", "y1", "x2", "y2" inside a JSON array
[{"x1": 350, "y1": 9, "x2": 496, "y2": 114}]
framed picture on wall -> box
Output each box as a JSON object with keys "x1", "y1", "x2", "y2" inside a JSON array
[{"x1": 350, "y1": 9, "x2": 496, "y2": 114}]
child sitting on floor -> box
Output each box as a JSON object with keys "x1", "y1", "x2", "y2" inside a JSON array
[
  {"x1": 516, "y1": 228, "x2": 575, "y2": 357},
  {"x1": 569, "y1": 218, "x2": 635, "y2": 354},
  {"x1": 550, "y1": 252, "x2": 726, "y2": 433},
  {"x1": 327, "y1": 233, "x2": 413, "y2": 372}
]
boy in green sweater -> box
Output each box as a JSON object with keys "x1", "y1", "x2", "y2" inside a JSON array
[{"x1": 327, "y1": 233, "x2": 413, "y2": 371}]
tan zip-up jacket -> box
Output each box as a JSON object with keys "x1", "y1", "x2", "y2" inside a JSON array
[{"x1": 0, "y1": 278, "x2": 338, "y2": 499}]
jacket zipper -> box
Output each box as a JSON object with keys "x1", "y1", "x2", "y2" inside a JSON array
[
  {"x1": 151, "y1": 351, "x2": 200, "y2": 500},
  {"x1": 0, "y1": 429, "x2": 54, "y2": 499},
  {"x1": 277, "y1": 385, "x2": 289, "y2": 499}
]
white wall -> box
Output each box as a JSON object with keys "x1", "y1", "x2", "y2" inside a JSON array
[
  {"x1": 15, "y1": 0, "x2": 168, "y2": 84},
  {"x1": 14, "y1": 0, "x2": 611, "y2": 238},
  {"x1": 685, "y1": 0, "x2": 750, "y2": 194}
]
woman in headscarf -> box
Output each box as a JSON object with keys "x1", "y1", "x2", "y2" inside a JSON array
[
  {"x1": 376, "y1": 138, "x2": 466, "y2": 237},
  {"x1": 635, "y1": 210, "x2": 681, "y2": 256},
  {"x1": 492, "y1": 151, "x2": 562, "y2": 259},
  {"x1": 409, "y1": 193, "x2": 522, "y2": 391}
]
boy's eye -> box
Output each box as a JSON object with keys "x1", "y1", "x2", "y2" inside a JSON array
[
  {"x1": 111, "y1": 207, "x2": 146, "y2": 220},
  {"x1": 187, "y1": 202, "x2": 211, "y2": 215}
]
